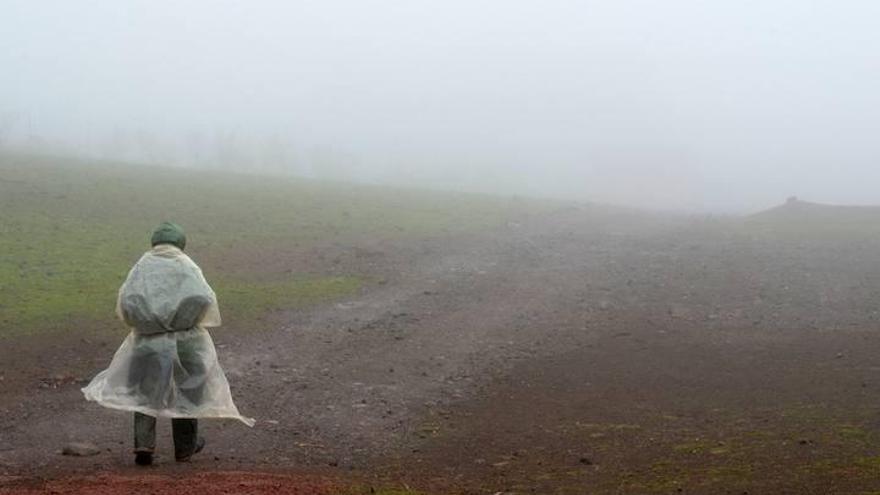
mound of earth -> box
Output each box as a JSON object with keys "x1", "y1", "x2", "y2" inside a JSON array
[{"x1": 749, "y1": 197, "x2": 880, "y2": 225}]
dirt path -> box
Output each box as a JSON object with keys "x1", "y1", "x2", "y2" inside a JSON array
[{"x1": 4, "y1": 207, "x2": 880, "y2": 493}]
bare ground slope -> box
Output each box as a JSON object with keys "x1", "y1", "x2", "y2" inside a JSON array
[{"x1": 5, "y1": 205, "x2": 880, "y2": 494}]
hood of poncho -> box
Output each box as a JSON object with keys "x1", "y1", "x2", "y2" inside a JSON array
[{"x1": 151, "y1": 222, "x2": 187, "y2": 251}]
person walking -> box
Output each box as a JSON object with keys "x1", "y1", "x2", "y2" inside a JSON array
[{"x1": 82, "y1": 222, "x2": 253, "y2": 466}]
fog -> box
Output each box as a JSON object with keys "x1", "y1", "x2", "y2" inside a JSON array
[{"x1": 2, "y1": 1, "x2": 879, "y2": 212}]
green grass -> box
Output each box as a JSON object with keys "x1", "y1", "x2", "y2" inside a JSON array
[
  {"x1": 219, "y1": 275, "x2": 364, "y2": 320},
  {"x1": 0, "y1": 152, "x2": 551, "y2": 335}
]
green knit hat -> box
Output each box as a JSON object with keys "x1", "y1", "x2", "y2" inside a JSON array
[{"x1": 151, "y1": 222, "x2": 186, "y2": 250}]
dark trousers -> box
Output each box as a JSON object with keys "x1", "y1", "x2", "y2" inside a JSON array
[{"x1": 134, "y1": 412, "x2": 198, "y2": 459}]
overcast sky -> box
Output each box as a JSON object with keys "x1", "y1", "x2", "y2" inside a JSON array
[{"x1": 2, "y1": 1, "x2": 879, "y2": 212}]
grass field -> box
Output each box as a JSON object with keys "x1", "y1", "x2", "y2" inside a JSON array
[{"x1": 0, "y1": 152, "x2": 548, "y2": 335}]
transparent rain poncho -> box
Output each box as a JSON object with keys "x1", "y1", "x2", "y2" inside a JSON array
[{"x1": 82, "y1": 244, "x2": 254, "y2": 426}]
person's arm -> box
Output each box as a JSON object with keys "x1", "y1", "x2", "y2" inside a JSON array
[
  {"x1": 186, "y1": 258, "x2": 222, "y2": 328},
  {"x1": 115, "y1": 263, "x2": 140, "y2": 326}
]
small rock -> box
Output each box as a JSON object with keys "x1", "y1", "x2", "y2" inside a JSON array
[{"x1": 61, "y1": 442, "x2": 101, "y2": 457}]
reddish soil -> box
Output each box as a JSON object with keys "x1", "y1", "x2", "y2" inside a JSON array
[
  {"x1": 0, "y1": 471, "x2": 338, "y2": 495},
  {"x1": 4, "y1": 206, "x2": 880, "y2": 494}
]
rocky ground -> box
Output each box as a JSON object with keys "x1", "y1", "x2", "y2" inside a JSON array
[{"x1": 4, "y1": 205, "x2": 880, "y2": 494}]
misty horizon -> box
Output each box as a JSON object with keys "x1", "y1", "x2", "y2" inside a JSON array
[{"x1": 2, "y1": 0, "x2": 879, "y2": 213}]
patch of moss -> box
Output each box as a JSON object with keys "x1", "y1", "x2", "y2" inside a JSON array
[
  {"x1": 803, "y1": 456, "x2": 880, "y2": 480},
  {"x1": 624, "y1": 460, "x2": 755, "y2": 494},
  {"x1": 704, "y1": 465, "x2": 753, "y2": 481},
  {"x1": 621, "y1": 472, "x2": 687, "y2": 494},
  {"x1": 837, "y1": 424, "x2": 870, "y2": 442},
  {"x1": 854, "y1": 456, "x2": 880, "y2": 475}
]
